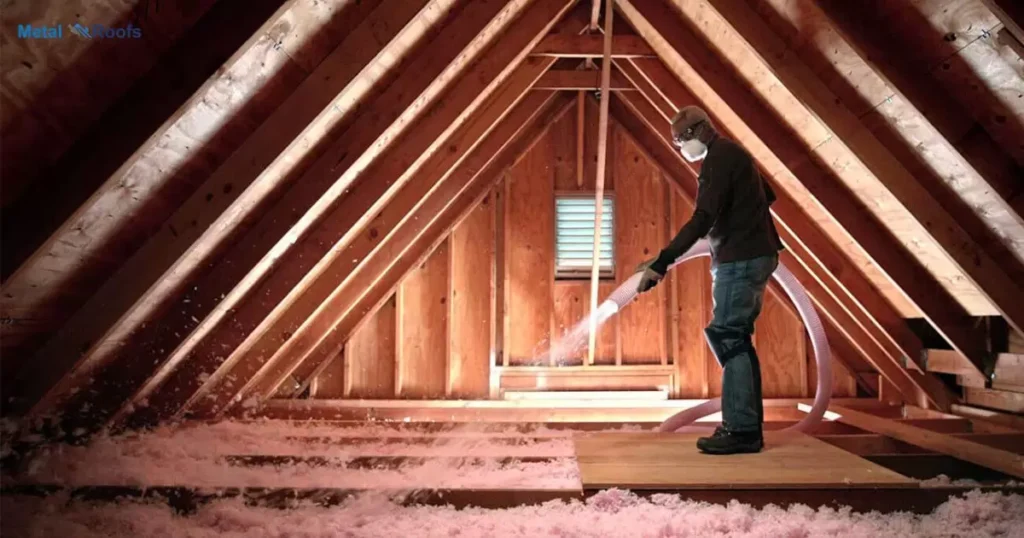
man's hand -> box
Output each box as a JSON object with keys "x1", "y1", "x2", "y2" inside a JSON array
[{"x1": 637, "y1": 267, "x2": 663, "y2": 294}]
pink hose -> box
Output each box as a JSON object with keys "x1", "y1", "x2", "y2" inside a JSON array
[{"x1": 603, "y1": 240, "x2": 831, "y2": 433}]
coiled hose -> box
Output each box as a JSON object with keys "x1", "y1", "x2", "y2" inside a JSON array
[{"x1": 601, "y1": 240, "x2": 831, "y2": 433}]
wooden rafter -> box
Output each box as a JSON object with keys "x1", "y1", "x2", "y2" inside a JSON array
[
  {"x1": 587, "y1": 0, "x2": 614, "y2": 367},
  {"x1": 8, "y1": 0, "x2": 426, "y2": 421},
  {"x1": 704, "y1": 0, "x2": 1024, "y2": 347},
  {"x1": 606, "y1": 92, "x2": 931, "y2": 406},
  {"x1": 179, "y1": 0, "x2": 582, "y2": 419},
  {"x1": 607, "y1": 58, "x2": 954, "y2": 408},
  {"x1": 534, "y1": 69, "x2": 633, "y2": 90},
  {"x1": 286, "y1": 93, "x2": 575, "y2": 399},
  {"x1": 615, "y1": 0, "x2": 994, "y2": 380},
  {"x1": 531, "y1": 35, "x2": 654, "y2": 57},
  {"x1": 264, "y1": 94, "x2": 578, "y2": 405},
  {"x1": 979, "y1": 0, "x2": 1024, "y2": 47},
  {"x1": 616, "y1": 59, "x2": 928, "y2": 379},
  {"x1": 106, "y1": 0, "x2": 543, "y2": 430}
]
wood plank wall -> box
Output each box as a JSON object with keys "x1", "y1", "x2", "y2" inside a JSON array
[{"x1": 311, "y1": 96, "x2": 859, "y2": 399}]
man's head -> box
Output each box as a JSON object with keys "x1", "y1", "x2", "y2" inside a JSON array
[{"x1": 671, "y1": 106, "x2": 715, "y2": 162}]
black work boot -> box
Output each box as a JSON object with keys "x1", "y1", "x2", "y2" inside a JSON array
[{"x1": 696, "y1": 426, "x2": 763, "y2": 455}]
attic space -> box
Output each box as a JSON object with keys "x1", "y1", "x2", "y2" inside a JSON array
[{"x1": 2, "y1": 0, "x2": 1023, "y2": 535}]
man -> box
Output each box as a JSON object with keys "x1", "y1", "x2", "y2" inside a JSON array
[{"x1": 637, "y1": 105, "x2": 783, "y2": 455}]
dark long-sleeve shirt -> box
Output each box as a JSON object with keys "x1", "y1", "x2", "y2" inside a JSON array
[{"x1": 649, "y1": 136, "x2": 782, "y2": 274}]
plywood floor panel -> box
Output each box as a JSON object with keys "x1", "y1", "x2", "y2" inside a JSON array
[{"x1": 574, "y1": 431, "x2": 915, "y2": 489}]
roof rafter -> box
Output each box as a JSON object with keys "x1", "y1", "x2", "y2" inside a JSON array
[
  {"x1": 282, "y1": 92, "x2": 576, "y2": 400},
  {"x1": 180, "y1": 0, "x2": 583, "y2": 419},
  {"x1": 705, "y1": 0, "x2": 1024, "y2": 349},
  {"x1": 8, "y1": 0, "x2": 417, "y2": 421},
  {"x1": 607, "y1": 90, "x2": 946, "y2": 408},
  {"x1": 103, "y1": 0, "x2": 530, "y2": 431},
  {"x1": 615, "y1": 0, "x2": 994, "y2": 381}
]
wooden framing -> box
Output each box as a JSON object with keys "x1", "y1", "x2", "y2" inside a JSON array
[
  {"x1": 531, "y1": 35, "x2": 655, "y2": 58},
  {"x1": 712, "y1": 0, "x2": 1024, "y2": 346},
  {"x1": 979, "y1": 0, "x2": 1024, "y2": 52},
  {"x1": 829, "y1": 405, "x2": 1024, "y2": 479},
  {"x1": 615, "y1": 0, "x2": 997, "y2": 380},
  {"x1": 6, "y1": 0, "x2": 1024, "y2": 461},
  {"x1": 195, "y1": 1, "x2": 582, "y2": 418},
  {"x1": 298, "y1": 90, "x2": 569, "y2": 400},
  {"x1": 260, "y1": 94, "x2": 577, "y2": 408},
  {"x1": 534, "y1": 69, "x2": 633, "y2": 90},
  {"x1": 587, "y1": 0, "x2": 614, "y2": 366},
  {"x1": 605, "y1": 67, "x2": 952, "y2": 408},
  {"x1": 5, "y1": 0, "x2": 388, "y2": 417},
  {"x1": 17, "y1": 0, "x2": 444, "y2": 424},
  {"x1": 107, "y1": 0, "x2": 565, "y2": 430},
  {"x1": 615, "y1": 58, "x2": 928, "y2": 388}
]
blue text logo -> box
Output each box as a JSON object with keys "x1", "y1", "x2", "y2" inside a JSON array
[{"x1": 16, "y1": 22, "x2": 142, "y2": 40}]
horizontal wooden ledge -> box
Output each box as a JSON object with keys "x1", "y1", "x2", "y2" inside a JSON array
[
  {"x1": 533, "y1": 70, "x2": 633, "y2": 90},
  {"x1": 818, "y1": 433, "x2": 1024, "y2": 456},
  {"x1": 951, "y1": 403, "x2": 1024, "y2": 431},
  {"x1": 502, "y1": 390, "x2": 670, "y2": 400},
  {"x1": 530, "y1": 34, "x2": 655, "y2": 57},
  {"x1": 258, "y1": 397, "x2": 889, "y2": 410},
  {"x1": 243, "y1": 398, "x2": 908, "y2": 423},
  {"x1": 924, "y1": 350, "x2": 1023, "y2": 384}
]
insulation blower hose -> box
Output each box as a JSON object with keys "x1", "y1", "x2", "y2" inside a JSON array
[{"x1": 601, "y1": 240, "x2": 832, "y2": 433}]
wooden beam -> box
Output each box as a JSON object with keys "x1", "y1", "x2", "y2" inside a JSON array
[
  {"x1": 587, "y1": 0, "x2": 614, "y2": 367},
  {"x1": 608, "y1": 80, "x2": 952, "y2": 409},
  {"x1": 245, "y1": 397, "x2": 892, "y2": 422},
  {"x1": 194, "y1": 1, "x2": 582, "y2": 418},
  {"x1": 275, "y1": 89, "x2": 566, "y2": 400},
  {"x1": 533, "y1": 69, "x2": 633, "y2": 90},
  {"x1": 964, "y1": 387, "x2": 1024, "y2": 414},
  {"x1": 531, "y1": 35, "x2": 655, "y2": 57},
  {"x1": 0, "y1": 0, "x2": 219, "y2": 211},
  {"x1": 615, "y1": 57, "x2": 929, "y2": 384},
  {"x1": 247, "y1": 94, "x2": 577, "y2": 409},
  {"x1": 7, "y1": 0, "x2": 411, "y2": 420},
  {"x1": 981, "y1": 0, "x2": 1024, "y2": 47},
  {"x1": 952, "y1": 403, "x2": 1024, "y2": 431},
  {"x1": 927, "y1": 349, "x2": 1024, "y2": 388},
  {"x1": 829, "y1": 405, "x2": 1024, "y2": 479},
  {"x1": 107, "y1": 0, "x2": 540, "y2": 430},
  {"x1": 819, "y1": 433, "x2": 1024, "y2": 456},
  {"x1": 576, "y1": 91, "x2": 585, "y2": 188},
  {"x1": 616, "y1": 0, "x2": 994, "y2": 379},
  {"x1": 702, "y1": 0, "x2": 1024, "y2": 365},
  {"x1": 607, "y1": 92, "x2": 860, "y2": 375}
]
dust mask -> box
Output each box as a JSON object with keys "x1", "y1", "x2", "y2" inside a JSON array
[{"x1": 679, "y1": 139, "x2": 708, "y2": 162}]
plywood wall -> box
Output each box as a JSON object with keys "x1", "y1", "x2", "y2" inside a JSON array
[{"x1": 311, "y1": 94, "x2": 855, "y2": 401}]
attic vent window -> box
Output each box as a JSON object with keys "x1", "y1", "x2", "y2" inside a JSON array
[{"x1": 555, "y1": 195, "x2": 614, "y2": 279}]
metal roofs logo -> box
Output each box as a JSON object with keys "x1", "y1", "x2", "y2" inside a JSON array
[{"x1": 16, "y1": 23, "x2": 143, "y2": 39}]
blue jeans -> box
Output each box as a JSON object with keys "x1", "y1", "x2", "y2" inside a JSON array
[{"x1": 705, "y1": 254, "x2": 778, "y2": 433}]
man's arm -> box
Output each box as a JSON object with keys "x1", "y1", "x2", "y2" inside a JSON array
[{"x1": 649, "y1": 162, "x2": 730, "y2": 274}]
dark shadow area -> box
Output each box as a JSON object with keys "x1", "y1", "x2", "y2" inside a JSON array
[
  {"x1": 1, "y1": 0, "x2": 286, "y2": 281},
  {"x1": 0, "y1": 0, "x2": 374, "y2": 418}
]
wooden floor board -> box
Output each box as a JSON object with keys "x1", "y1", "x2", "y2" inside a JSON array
[{"x1": 574, "y1": 431, "x2": 916, "y2": 489}]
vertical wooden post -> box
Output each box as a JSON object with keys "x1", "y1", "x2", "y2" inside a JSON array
[
  {"x1": 577, "y1": 91, "x2": 585, "y2": 188},
  {"x1": 500, "y1": 174, "x2": 510, "y2": 368},
  {"x1": 588, "y1": 0, "x2": 614, "y2": 366}
]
